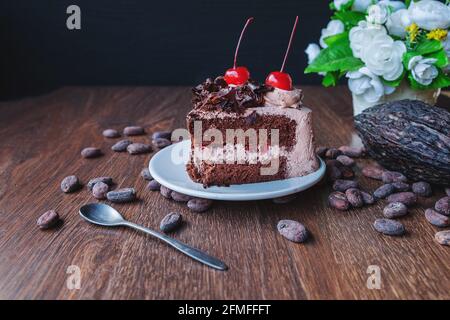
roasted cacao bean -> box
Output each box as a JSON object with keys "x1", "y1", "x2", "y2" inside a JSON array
[
  {"x1": 147, "y1": 180, "x2": 161, "y2": 191},
  {"x1": 102, "y1": 129, "x2": 120, "y2": 138},
  {"x1": 60, "y1": 175, "x2": 81, "y2": 193},
  {"x1": 123, "y1": 126, "x2": 145, "y2": 136},
  {"x1": 435, "y1": 197, "x2": 449, "y2": 216},
  {"x1": 187, "y1": 198, "x2": 213, "y2": 212},
  {"x1": 333, "y1": 179, "x2": 358, "y2": 192},
  {"x1": 153, "y1": 138, "x2": 171, "y2": 149},
  {"x1": 160, "y1": 185, "x2": 172, "y2": 199},
  {"x1": 425, "y1": 208, "x2": 449, "y2": 227},
  {"x1": 81, "y1": 147, "x2": 102, "y2": 158},
  {"x1": 411, "y1": 181, "x2": 432, "y2": 197},
  {"x1": 336, "y1": 155, "x2": 355, "y2": 167},
  {"x1": 92, "y1": 181, "x2": 109, "y2": 200},
  {"x1": 152, "y1": 131, "x2": 172, "y2": 140},
  {"x1": 111, "y1": 139, "x2": 132, "y2": 152},
  {"x1": 435, "y1": 230, "x2": 450, "y2": 246},
  {"x1": 160, "y1": 212, "x2": 182, "y2": 233},
  {"x1": 141, "y1": 168, "x2": 153, "y2": 181},
  {"x1": 382, "y1": 171, "x2": 408, "y2": 183},
  {"x1": 392, "y1": 182, "x2": 410, "y2": 192},
  {"x1": 373, "y1": 218, "x2": 405, "y2": 236},
  {"x1": 277, "y1": 220, "x2": 308, "y2": 243},
  {"x1": 345, "y1": 188, "x2": 364, "y2": 208},
  {"x1": 106, "y1": 188, "x2": 136, "y2": 203},
  {"x1": 383, "y1": 202, "x2": 408, "y2": 218},
  {"x1": 171, "y1": 191, "x2": 191, "y2": 202},
  {"x1": 362, "y1": 165, "x2": 384, "y2": 180},
  {"x1": 87, "y1": 177, "x2": 113, "y2": 190},
  {"x1": 127, "y1": 143, "x2": 152, "y2": 155},
  {"x1": 338, "y1": 145, "x2": 365, "y2": 158},
  {"x1": 328, "y1": 192, "x2": 350, "y2": 211},
  {"x1": 387, "y1": 192, "x2": 417, "y2": 206},
  {"x1": 37, "y1": 210, "x2": 60, "y2": 229},
  {"x1": 361, "y1": 191, "x2": 375, "y2": 205},
  {"x1": 374, "y1": 184, "x2": 395, "y2": 199}
]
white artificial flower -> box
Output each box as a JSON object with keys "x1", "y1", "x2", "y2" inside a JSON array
[
  {"x1": 408, "y1": 0, "x2": 450, "y2": 31},
  {"x1": 352, "y1": 0, "x2": 376, "y2": 13},
  {"x1": 349, "y1": 21, "x2": 387, "y2": 58},
  {"x1": 320, "y1": 20, "x2": 345, "y2": 48},
  {"x1": 378, "y1": 0, "x2": 406, "y2": 12},
  {"x1": 386, "y1": 9, "x2": 411, "y2": 38},
  {"x1": 367, "y1": 4, "x2": 389, "y2": 25},
  {"x1": 305, "y1": 43, "x2": 321, "y2": 64},
  {"x1": 334, "y1": 0, "x2": 352, "y2": 11},
  {"x1": 347, "y1": 67, "x2": 395, "y2": 103},
  {"x1": 408, "y1": 55, "x2": 438, "y2": 85},
  {"x1": 361, "y1": 33, "x2": 406, "y2": 81}
]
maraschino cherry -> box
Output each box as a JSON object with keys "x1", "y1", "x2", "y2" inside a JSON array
[
  {"x1": 224, "y1": 17, "x2": 254, "y2": 86},
  {"x1": 265, "y1": 16, "x2": 299, "y2": 91}
]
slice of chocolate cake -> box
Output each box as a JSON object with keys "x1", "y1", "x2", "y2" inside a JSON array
[{"x1": 186, "y1": 76, "x2": 319, "y2": 187}]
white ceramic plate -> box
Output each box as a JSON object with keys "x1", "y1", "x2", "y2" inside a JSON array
[{"x1": 149, "y1": 140, "x2": 326, "y2": 201}]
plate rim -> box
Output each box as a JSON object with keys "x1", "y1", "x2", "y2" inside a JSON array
[{"x1": 149, "y1": 140, "x2": 325, "y2": 201}]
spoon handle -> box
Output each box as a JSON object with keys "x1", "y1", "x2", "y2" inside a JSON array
[{"x1": 124, "y1": 221, "x2": 228, "y2": 271}]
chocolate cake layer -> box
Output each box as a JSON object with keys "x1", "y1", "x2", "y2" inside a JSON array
[{"x1": 186, "y1": 157, "x2": 288, "y2": 187}]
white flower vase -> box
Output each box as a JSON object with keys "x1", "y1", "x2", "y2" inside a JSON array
[{"x1": 352, "y1": 81, "x2": 441, "y2": 116}]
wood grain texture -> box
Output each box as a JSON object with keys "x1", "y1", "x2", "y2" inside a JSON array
[{"x1": 0, "y1": 86, "x2": 449, "y2": 300}]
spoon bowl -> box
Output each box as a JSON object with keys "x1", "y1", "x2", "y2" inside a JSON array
[{"x1": 80, "y1": 203, "x2": 126, "y2": 226}]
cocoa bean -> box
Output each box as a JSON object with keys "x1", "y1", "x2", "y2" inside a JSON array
[
  {"x1": 326, "y1": 161, "x2": 342, "y2": 181},
  {"x1": 336, "y1": 155, "x2": 355, "y2": 167},
  {"x1": 127, "y1": 143, "x2": 152, "y2": 155},
  {"x1": 147, "y1": 180, "x2": 161, "y2": 191},
  {"x1": 338, "y1": 145, "x2": 364, "y2": 158},
  {"x1": 92, "y1": 181, "x2": 109, "y2": 200},
  {"x1": 411, "y1": 181, "x2": 432, "y2": 197},
  {"x1": 171, "y1": 191, "x2": 191, "y2": 202},
  {"x1": 37, "y1": 210, "x2": 60, "y2": 229},
  {"x1": 373, "y1": 218, "x2": 405, "y2": 236},
  {"x1": 141, "y1": 168, "x2": 153, "y2": 181},
  {"x1": 382, "y1": 171, "x2": 408, "y2": 183},
  {"x1": 81, "y1": 147, "x2": 102, "y2": 158},
  {"x1": 272, "y1": 193, "x2": 298, "y2": 204},
  {"x1": 102, "y1": 129, "x2": 120, "y2": 138},
  {"x1": 328, "y1": 192, "x2": 350, "y2": 211},
  {"x1": 345, "y1": 188, "x2": 364, "y2": 208},
  {"x1": 187, "y1": 198, "x2": 213, "y2": 212},
  {"x1": 362, "y1": 165, "x2": 384, "y2": 180},
  {"x1": 333, "y1": 179, "x2": 358, "y2": 192},
  {"x1": 111, "y1": 139, "x2": 132, "y2": 152},
  {"x1": 153, "y1": 138, "x2": 171, "y2": 149},
  {"x1": 315, "y1": 146, "x2": 328, "y2": 158},
  {"x1": 392, "y1": 182, "x2": 410, "y2": 192},
  {"x1": 374, "y1": 184, "x2": 395, "y2": 199},
  {"x1": 87, "y1": 177, "x2": 113, "y2": 190},
  {"x1": 106, "y1": 188, "x2": 136, "y2": 203},
  {"x1": 339, "y1": 165, "x2": 355, "y2": 179},
  {"x1": 123, "y1": 126, "x2": 145, "y2": 136},
  {"x1": 277, "y1": 220, "x2": 308, "y2": 243},
  {"x1": 387, "y1": 192, "x2": 417, "y2": 206},
  {"x1": 325, "y1": 148, "x2": 342, "y2": 159},
  {"x1": 425, "y1": 208, "x2": 449, "y2": 227},
  {"x1": 435, "y1": 230, "x2": 450, "y2": 246},
  {"x1": 160, "y1": 185, "x2": 172, "y2": 199},
  {"x1": 361, "y1": 191, "x2": 375, "y2": 205},
  {"x1": 152, "y1": 131, "x2": 172, "y2": 140},
  {"x1": 383, "y1": 202, "x2": 408, "y2": 218},
  {"x1": 434, "y1": 197, "x2": 450, "y2": 216},
  {"x1": 60, "y1": 175, "x2": 81, "y2": 193},
  {"x1": 160, "y1": 212, "x2": 182, "y2": 233}
]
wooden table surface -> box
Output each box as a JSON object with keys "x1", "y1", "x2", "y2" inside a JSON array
[{"x1": 0, "y1": 86, "x2": 449, "y2": 300}]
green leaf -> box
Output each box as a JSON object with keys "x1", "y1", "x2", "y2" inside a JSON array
[
  {"x1": 332, "y1": 11, "x2": 366, "y2": 29},
  {"x1": 403, "y1": 51, "x2": 420, "y2": 69},
  {"x1": 322, "y1": 72, "x2": 340, "y2": 87},
  {"x1": 428, "y1": 71, "x2": 450, "y2": 89},
  {"x1": 425, "y1": 49, "x2": 449, "y2": 68},
  {"x1": 305, "y1": 39, "x2": 364, "y2": 74},
  {"x1": 416, "y1": 40, "x2": 443, "y2": 55},
  {"x1": 323, "y1": 32, "x2": 349, "y2": 47}
]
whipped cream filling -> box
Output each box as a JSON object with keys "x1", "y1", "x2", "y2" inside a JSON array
[{"x1": 264, "y1": 87, "x2": 303, "y2": 109}]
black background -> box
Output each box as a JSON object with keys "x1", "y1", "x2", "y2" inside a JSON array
[{"x1": 0, "y1": 0, "x2": 330, "y2": 99}]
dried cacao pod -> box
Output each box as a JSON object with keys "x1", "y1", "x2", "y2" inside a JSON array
[{"x1": 354, "y1": 100, "x2": 450, "y2": 185}]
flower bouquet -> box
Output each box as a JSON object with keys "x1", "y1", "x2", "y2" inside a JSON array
[{"x1": 304, "y1": 0, "x2": 450, "y2": 115}]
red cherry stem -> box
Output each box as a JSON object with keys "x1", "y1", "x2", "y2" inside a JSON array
[
  {"x1": 233, "y1": 17, "x2": 254, "y2": 69},
  {"x1": 280, "y1": 16, "x2": 299, "y2": 73}
]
